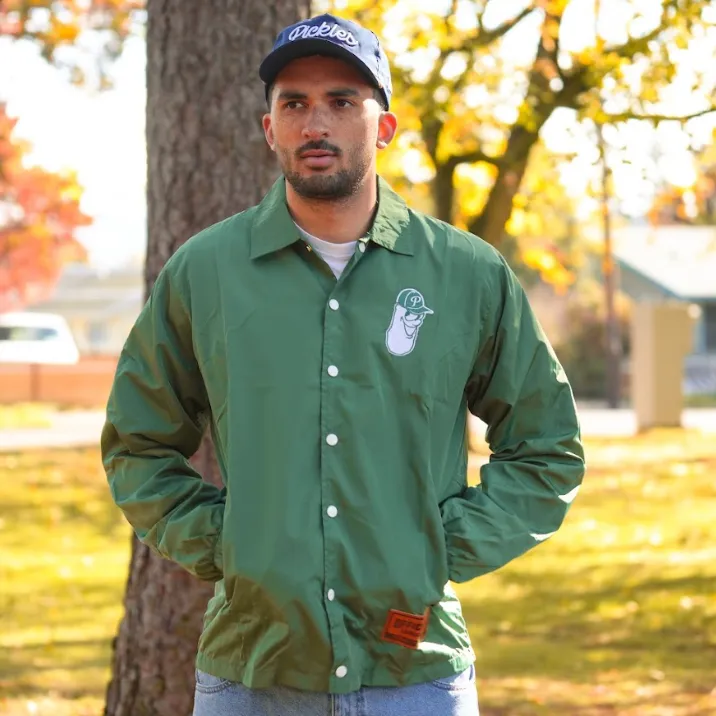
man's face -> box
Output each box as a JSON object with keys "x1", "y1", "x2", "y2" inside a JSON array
[{"x1": 262, "y1": 56, "x2": 396, "y2": 201}]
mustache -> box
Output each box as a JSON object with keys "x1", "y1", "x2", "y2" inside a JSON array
[{"x1": 296, "y1": 141, "x2": 342, "y2": 158}]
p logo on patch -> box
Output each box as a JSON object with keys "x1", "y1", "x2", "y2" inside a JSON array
[
  {"x1": 385, "y1": 288, "x2": 434, "y2": 357},
  {"x1": 380, "y1": 608, "x2": 430, "y2": 649}
]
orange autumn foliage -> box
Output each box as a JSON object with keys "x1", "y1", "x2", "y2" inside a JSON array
[{"x1": 0, "y1": 103, "x2": 91, "y2": 312}]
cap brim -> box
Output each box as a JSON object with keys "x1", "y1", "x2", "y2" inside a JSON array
[
  {"x1": 259, "y1": 39, "x2": 382, "y2": 93},
  {"x1": 405, "y1": 306, "x2": 433, "y2": 315}
]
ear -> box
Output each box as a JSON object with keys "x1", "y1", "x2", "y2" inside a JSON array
[
  {"x1": 376, "y1": 112, "x2": 398, "y2": 150},
  {"x1": 263, "y1": 114, "x2": 276, "y2": 152}
]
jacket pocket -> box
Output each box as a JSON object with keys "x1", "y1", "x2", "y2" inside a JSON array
[
  {"x1": 430, "y1": 663, "x2": 476, "y2": 690},
  {"x1": 195, "y1": 669, "x2": 233, "y2": 694}
]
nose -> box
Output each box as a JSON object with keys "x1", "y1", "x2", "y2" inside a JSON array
[{"x1": 301, "y1": 105, "x2": 330, "y2": 140}]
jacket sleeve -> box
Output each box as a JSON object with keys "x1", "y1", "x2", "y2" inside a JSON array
[
  {"x1": 441, "y1": 254, "x2": 585, "y2": 583},
  {"x1": 101, "y1": 261, "x2": 224, "y2": 582}
]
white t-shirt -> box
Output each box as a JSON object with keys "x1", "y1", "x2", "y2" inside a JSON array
[{"x1": 294, "y1": 223, "x2": 356, "y2": 279}]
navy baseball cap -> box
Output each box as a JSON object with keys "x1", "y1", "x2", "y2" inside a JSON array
[{"x1": 259, "y1": 14, "x2": 392, "y2": 108}]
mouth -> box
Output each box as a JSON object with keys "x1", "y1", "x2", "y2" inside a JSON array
[{"x1": 299, "y1": 151, "x2": 338, "y2": 169}]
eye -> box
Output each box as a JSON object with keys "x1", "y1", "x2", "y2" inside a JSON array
[
  {"x1": 284, "y1": 101, "x2": 305, "y2": 110},
  {"x1": 334, "y1": 98, "x2": 354, "y2": 108}
]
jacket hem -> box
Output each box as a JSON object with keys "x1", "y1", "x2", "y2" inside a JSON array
[{"x1": 195, "y1": 647, "x2": 476, "y2": 694}]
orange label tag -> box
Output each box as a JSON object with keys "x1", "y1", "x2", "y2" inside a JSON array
[{"x1": 380, "y1": 608, "x2": 429, "y2": 649}]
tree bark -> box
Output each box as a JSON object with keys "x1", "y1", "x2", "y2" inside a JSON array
[
  {"x1": 466, "y1": 8, "x2": 570, "y2": 246},
  {"x1": 467, "y1": 151, "x2": 532, "y2": 246},
  {"x1": 433, "y1": 161, "x2": 456, "y2": 223},
  {"x1": 104, "y1": 2, "x2": 309, "y2": 715}
]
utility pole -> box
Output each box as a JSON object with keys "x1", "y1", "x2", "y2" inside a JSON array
[
  {"x1": 596, "y1": 124, "x2": 622, "y2": 408},
  {"x1": 595, "y1": 0, "x2": 622, "y2": 408}
]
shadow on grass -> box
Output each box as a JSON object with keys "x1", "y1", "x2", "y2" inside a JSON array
[
  {"x1": 0, "y1": 637, "x2": 111, "y2": 699},
  {"x1": 460, "y1": 564, "x2": 716, "y2": 686}
]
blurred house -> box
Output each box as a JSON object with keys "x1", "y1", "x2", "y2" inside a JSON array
[
  {"x1": 26, "y1": 258, "x2": 145, "y2": 356},
  {"x1": 23, "y1": 257, "x2": 575, "y2": 361},
  {"x1": 524, "y1": 281, "x2": 570, "y2": 346},
  {"x1": 614, "y1": 224, "x2": 716, "y2": 394}
]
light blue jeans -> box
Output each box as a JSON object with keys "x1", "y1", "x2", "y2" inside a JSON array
[{"x1": 193, "y1": 665, "x2": 479, "y2": 715}]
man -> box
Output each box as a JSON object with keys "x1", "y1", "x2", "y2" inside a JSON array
[{"x1": 102, "y1": 13, "x2": 585, "y2": 716}]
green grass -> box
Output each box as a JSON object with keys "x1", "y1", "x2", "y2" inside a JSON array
[
  {"x1": 685, "y1": 393, "x2": 716, "y2": 408},
  {"x1": 0, "y1": 403, "x2": 100, "y2": 430},
  {"x1": 0, "y1": 450, "x2": 130, "y2": 716},
  {"x1": 1, "y1": 433, "x2": 715, "y2": 715},
  {"x1": 460, "y1": 429, "x2": 716, "y2": 715}
]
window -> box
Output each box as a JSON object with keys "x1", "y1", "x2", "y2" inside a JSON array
[
  {"x1": 87, "y1": 321, "x2": 108, "y2": 347},
  {"x1": 0, "y1": 326, "x2": 59, "y2": 341},
  {"x1": 704, "y1": 304, "x2": 716, "y2": 352}
]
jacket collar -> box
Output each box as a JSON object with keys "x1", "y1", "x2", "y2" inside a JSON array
[{"x1": 249, "y1": 175, "x2": 413, "y2": 259}]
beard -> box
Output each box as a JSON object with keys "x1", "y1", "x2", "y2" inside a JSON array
[{"x1": 278, "y1": 142, "x2": 370, "y2": 201}]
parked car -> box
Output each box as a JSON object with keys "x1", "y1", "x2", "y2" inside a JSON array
[{"x1": 0, "y1": 312, "x2": 80, "y2": 365}]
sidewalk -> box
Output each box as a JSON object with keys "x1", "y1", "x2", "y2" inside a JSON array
[
  {"x1": 0, "y1": 410, "x2": 106, "y2": 452},
  {"x1": 471, "y1": 406, "x2": 716, "y2": 440},
  {"x1": 1, "y1": 406, "x2": 716, "y2": 453}
]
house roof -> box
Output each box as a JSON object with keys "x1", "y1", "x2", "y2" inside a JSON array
[
  {"x1": 27, "y1": 261, "x2": 144, "y2": 320},
  {"x1": 613, "y1": 224, "x2": 716, "y2": 301}
]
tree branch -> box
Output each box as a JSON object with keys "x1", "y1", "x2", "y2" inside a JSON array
[
  {"x1": 474, "y1": 2, "x2": 537, "y2": 48},
  {"x1": 427, "y1": 2, "x2": 537, "y2": 90},
  {"x1": 462, "y1": 7, "x2": 568, "y2": 244},
  {"x1": 446, "y1": 149, "x2": 503, "y2": 170},
  {"x1": 554, "y1": 64, "x2": 590, "y2": 109},
  {"x1": 446, "y1": 0, "x2": 459, "y2": 36},
  {"x1": 601, "y1": 0, "x2": 678, "y2": 60},
  {"x1": 515, "y1": 4, "x2": 565, "y2": 127},
  {"x1": 418, "y1": 1, "x2": 539, "y2": 165},
  {"x1": 602, "y1": 106, "x2": 716, "y2": 124}
]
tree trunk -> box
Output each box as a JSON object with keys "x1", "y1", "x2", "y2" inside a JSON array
[
  {"x1": 467, "y1": 8, "x2": 566, "y2": 247},
  {"x1": 468, "y1": 153, "x2": 531, "y2": 246},
  {"x1": 104, "y1": 2, "x2": 309, "y2": 714},
  {"x1": 433, "y1": 162, "x2": 456, "y2": 223}
]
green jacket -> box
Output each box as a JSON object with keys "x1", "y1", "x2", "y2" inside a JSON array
[{"x1": 102, "y1": 176, "x2": 585, "y2": 694}]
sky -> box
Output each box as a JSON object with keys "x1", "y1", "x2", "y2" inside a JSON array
[
  {"x1": 0, "y1": 0, "x2": 714, "y2": 270},
  {"x1": 0, "y1": 35, "x2": 147, "y2": 271}
]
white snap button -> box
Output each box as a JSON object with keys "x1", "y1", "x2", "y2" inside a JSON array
[
  {"x1": 358, "y1": 243, "x2": 366, "y2": 253},
  {"x1": 327, "y1": 589, "x2": 335, "y2": 601},
  {"x1": 329, "y1": 299, "x2": 339, "y2": 311},
  {"x1": 335, "y1": 665, "x2": 348, "y2": 678},
  {"x1": 326, "y1": 433, "x2": 338, "y2": 446},
  {"x1": 327, "y1": 365, "x2": 339, "y2": 377},
  {"x1": 327, "y1": 505, "x2": 338, "y2": 518}
]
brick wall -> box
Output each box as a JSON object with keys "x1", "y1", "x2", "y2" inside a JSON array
[{"x1": 0, "y1": 356, "x2": 119, "y2": 407}]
